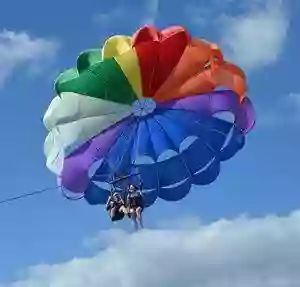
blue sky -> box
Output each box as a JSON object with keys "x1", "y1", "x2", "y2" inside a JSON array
[{"x1": 0, "y1": 0, "x2": 299, "y2": 285}]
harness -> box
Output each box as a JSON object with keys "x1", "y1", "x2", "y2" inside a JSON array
[
  {"x1": 127, "y1": 191, "x2": 143, "y2": 208},
  {"x1": 107, "y1": 193, "x2": 123, "y2": 210}
]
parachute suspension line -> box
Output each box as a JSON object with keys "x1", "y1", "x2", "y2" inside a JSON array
[
  {"x1": 131, "y1": 116, "x2": 143, "y2": 190},
  {"x1": 108, "y1": 117, "x2": 139, "y2": 181},
  {"x1": 109, "y1": 116, "x2": 142, "y2": 191},
  {"x1": 94, "y1": 116, "x2": 139, "y2": 192},
  {"x1": 93, "y1": 116, "x2": 135, "y2": 177},
  {"x1": 0, "y1": 186, "x2": 60, "y2": 205}
]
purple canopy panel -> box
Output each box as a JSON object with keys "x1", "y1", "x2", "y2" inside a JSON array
[{"x1": 61, "y1": 116, "x2": 133, "y2": 193}]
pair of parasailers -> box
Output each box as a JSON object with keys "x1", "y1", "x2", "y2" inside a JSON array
[{"x1": 106, "y1": 184, "x2": 144, "y2": 230}]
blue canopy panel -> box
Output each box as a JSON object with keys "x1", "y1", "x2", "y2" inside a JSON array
[
  {"x1": 84, "y1": 182, "x2": 111, "y2": 205},
  {"x1": 83, "y1": 107, "x2": 245, "y2": 207}
]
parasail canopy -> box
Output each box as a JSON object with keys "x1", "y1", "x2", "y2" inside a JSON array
[{"x1": 43, "y1": 25, "x2": 256, "y2": 208}]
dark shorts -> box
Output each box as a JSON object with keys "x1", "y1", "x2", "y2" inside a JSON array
[
  {"x1": 128, "y1": 196, "x2": 144, "y2": 208},
  {"x1": 110, "y1": 205, "x2": 125, "y2": 221},
  {"x1": 111, "y1": 209, "x2": 125, "y2": 221}
]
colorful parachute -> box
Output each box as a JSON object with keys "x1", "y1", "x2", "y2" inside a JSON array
[{"x1": 43, "y1": 25, "x2": 255, "y2": 207}]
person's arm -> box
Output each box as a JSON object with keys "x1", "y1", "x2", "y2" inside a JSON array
[{"x1": 106, "y1": 196, "x2": 111, "y2": 208}]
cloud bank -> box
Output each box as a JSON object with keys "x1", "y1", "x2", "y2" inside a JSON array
[
  {"x1": 187, "y1": 0, "x2": 289, "y2": 70},
  {"x1": 220, "y1": 0, "x2": 289, "y2": 69},
  {"x1": 4, "y1": 210, "x2": 300, "y2": 287}
]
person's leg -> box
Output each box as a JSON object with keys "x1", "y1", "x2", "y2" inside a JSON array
[
  {"x1": 129, "y1": 208, "x2": 139, "y2": 230},
  {"x1": 109, "y1": 207, "x2": 116, "y2": 220},
  {"x1": 119, "y1": 205, "x2": 128, "y2": 216},
  {"x1": 136, "y1": 207, "x2": 144, "y2": 228}
]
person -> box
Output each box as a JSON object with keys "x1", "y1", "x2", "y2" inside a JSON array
[
  {"x1": 106, "y1": 191, "x2": 128, "y2": 222},
  {"x1": 126, "y1": 184, "x2": 144, "y2": 230}
]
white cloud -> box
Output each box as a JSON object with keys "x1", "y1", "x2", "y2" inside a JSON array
[
  {"x1": 83, "y1": 229, "x2": 128, "y2": 250},
  {"x1": 220, "y1": 0, "x2": 289, "y2": 69},
  {"x1": 0, "y1": 30, "x2": 59, "y2": 86},
  {"x1": 4, "y1": 210, "x2": 300, "y2": 287},
  {"x1": 184, "y1": 5, "x2": 211, "y2": 28},
  {"x1": 258, "y1": 92, "x2": 300, "y2": 127},
  {"x1": 288, "y1": 93, "x2": 300, "y2": 109},
  {"x1": 186, "y1": 0, "x2": 289, "y2": 70},
  {"x1": 185, "y1": 0, "x2": 234, "y2": 28}
]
